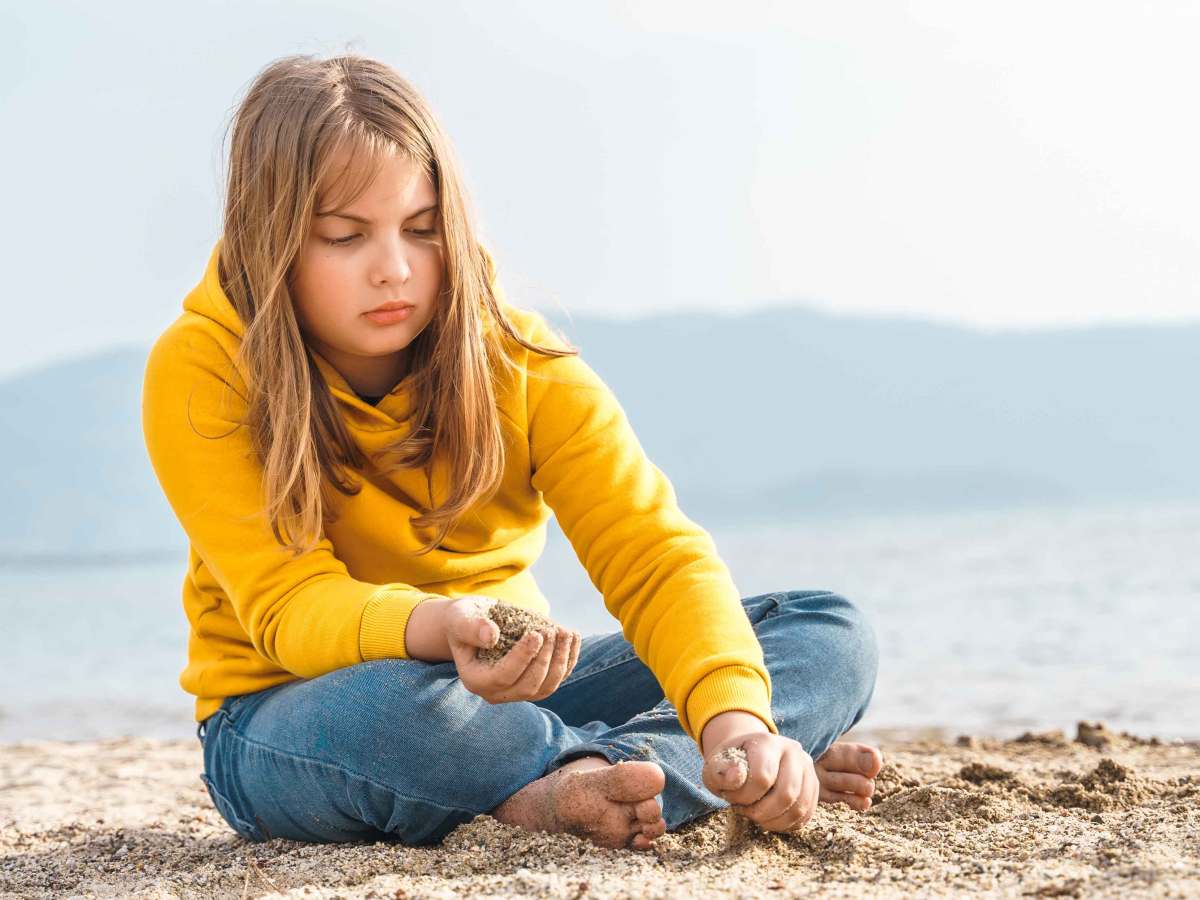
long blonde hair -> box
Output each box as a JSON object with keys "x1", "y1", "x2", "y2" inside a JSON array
[{"x1": 217, "y1": 53, "x2": 576, "y2": 556}]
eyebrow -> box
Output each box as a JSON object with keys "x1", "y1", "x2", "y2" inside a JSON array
[{"x1": 315, "y1": 203, "x2": 438, "y2": 225}]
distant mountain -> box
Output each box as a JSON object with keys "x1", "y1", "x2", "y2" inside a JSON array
[
  {"x1": 1, "y1": 308, "x2": 1195, "y2": 558},
  {"x1": 541, "y1": 307, "x2": 1198, "y2": 521}
]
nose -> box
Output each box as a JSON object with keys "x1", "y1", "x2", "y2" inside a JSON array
[{"x1": 371, "y1": 233, "x2": 412, "y2": 286}]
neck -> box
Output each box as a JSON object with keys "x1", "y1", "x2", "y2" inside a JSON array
[{"x1": 308, "y1": 337, "x2": 411, "y2": 397}]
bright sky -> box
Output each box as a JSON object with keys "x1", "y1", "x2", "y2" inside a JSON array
[{"x1": 2, "y1": 0, "x2": 1196, "y2": 378}]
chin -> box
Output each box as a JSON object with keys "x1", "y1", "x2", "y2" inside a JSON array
[{"x1": 362, "y1": 335, "x2": 417, "y2": 355}]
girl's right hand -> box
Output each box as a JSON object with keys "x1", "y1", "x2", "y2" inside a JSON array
[{"x1": 445, "y1": 595, "x2": 582, "y2": 704}]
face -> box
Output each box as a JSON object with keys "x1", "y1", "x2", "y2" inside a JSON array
[{"x1": 290, "y1": 148, "x2": 444, "y2": 397}]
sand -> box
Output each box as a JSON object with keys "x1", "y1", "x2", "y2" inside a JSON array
[
  {"x1": 476, "y1": 602, "x2": 558, "y2": 664},
  {"x1": 1, "y1": 720, "x2": 1197, "y2": 898}
]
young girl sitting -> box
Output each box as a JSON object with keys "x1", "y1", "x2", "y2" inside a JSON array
[{"x1": 142, "y1": 53, "x2": 883, "y2": 851}]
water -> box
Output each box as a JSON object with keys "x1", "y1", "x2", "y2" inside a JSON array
[{"x1": 2, "y1": 501, "x2": 1196, "y2": 743}]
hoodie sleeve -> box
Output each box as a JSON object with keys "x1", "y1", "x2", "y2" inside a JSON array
[
  {"x1": 141, "y1": 323, "x2": 439, "y2": 678},
  {"x1": 522, "y1": 312, "x2": 778, "y2": 746}
]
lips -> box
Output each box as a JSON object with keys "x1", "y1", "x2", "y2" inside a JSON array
[
  {"x1": 366, "y1": 301, "x2": 415, "y2": 313},
  {"x1": 363, "y1": 304, "x2": 415, "y2": 325}
]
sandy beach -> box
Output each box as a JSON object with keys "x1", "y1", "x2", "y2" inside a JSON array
[{"x1": 2, "y1": 721, "x2": 1197, "y2": 899}]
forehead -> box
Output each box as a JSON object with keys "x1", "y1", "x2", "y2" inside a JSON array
[{"x1": 317, "y1": 145, "x2": 433, "y2": 209}]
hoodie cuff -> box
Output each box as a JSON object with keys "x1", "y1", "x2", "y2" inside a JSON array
[
  {"x1": 684, "y1": 664, "x2": 778, "y2": 745},
  {"x1": 359, "y1": 588, "x2": 439, "y2": 661}
]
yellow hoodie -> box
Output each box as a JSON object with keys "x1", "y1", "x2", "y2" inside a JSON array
[{"x1": 141, "y1": 240, "x2": 777, "y2": 745}]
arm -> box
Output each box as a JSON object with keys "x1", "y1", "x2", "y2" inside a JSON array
[
  {"x1": 523, "y1": 311, "x2": 779, "y2": 746},
  {"x1": 142, "y1": 323, "x2": 447, "y2": 675},
  {"x1": 403, "y1": 597, "x2": 455, "y2": 661}
]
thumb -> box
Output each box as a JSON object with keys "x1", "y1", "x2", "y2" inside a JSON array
[
  {"x1": 454, "y1": 615, "x2": 498, "y2": 649},
  {"x1": 704, "y1": 746, "x2": 750, "y2": 796}
]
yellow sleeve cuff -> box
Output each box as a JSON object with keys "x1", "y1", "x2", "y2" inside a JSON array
[
  {"x1": 359, "y1": 588, "x2": 438, "y2": 661},
  {"x1": 683, "y1": 664, "x2": 778, "y2": 744}
]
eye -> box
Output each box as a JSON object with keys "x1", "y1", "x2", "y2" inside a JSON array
[{"x1": 323, "y1": 228, "x2": 435, "y2": 247}]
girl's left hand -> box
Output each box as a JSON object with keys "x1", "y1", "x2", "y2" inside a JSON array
[{"x1": 701, "y1": 731, "x2": 820, "y2": 833}]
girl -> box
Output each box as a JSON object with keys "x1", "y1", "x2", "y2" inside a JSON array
[{"x1": 142, "y1": 53, "x2": 882, "y2": 851}]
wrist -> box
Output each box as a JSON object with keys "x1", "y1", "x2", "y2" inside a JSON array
[
  {"x1": 700, "y1": 710, "x2": 771, "y2": 758},
  {"x1": 403, "y1": 596, "x2": 454, "y2": 662}
]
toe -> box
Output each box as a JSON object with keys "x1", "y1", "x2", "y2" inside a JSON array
[
  {"x1": 817, "y1": 742, "x2": 883, "y2": 778},
  {"x1": 630, "y1": 831, "x2": 654, "y2": 851},
  {"x1": 633, "y1": 797, "x2": 661, "y2": 824},
  {"x1": 642, "y1": 817, "x2": 666, "y2": 838},
  {"x1": 819, "y1": 788, "x2": 872, "y2": 812},
  {"x1": 605, "y1": 761, "x2": 666, "y2": 802},
  {"x1": 817, "y1": 770, "x2": 874, "y2": 798}
]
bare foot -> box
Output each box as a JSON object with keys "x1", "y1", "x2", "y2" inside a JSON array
[
  {"x1": 492, "y1": 755, "x2": 668, "y2": 850},
  {"x1": 814, "y1": 741, "x2": 884, "y2": 811}
]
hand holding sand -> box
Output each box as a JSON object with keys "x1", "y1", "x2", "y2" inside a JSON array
[
  {"x1": 445, "y1": 597, "x2": 582, "y2": 704},
  {"x1": 701, "y1": 731, "x2": 820, "y2": 835}
]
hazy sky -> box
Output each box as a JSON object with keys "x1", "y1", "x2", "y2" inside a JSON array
[{"x1": 2, "y1": 1, "x2": 1197, "y2": 378}]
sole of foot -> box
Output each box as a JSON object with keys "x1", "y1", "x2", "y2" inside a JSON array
[{"x1": 498, "y1": 756, "x2": 668, "y2": 851}]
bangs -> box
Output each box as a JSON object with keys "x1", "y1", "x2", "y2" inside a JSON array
[{"x1": 312, "y1": 128, "x2": 415, "y2": 216}]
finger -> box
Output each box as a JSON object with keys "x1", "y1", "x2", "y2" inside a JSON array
[
  {"x1": 474, "y1": 618, "x2": 499, "y2": 649},
  {"x1": 760, "y1": 768, "x2": 820, "y2": 833},
  {"x1": 494, "y1": 631, "x2": 545, "y2": 687},
  {"x1": 508, "y1": 628, "x2": 557, "y2": 697},
  {"x1": 754, "y1": 790, "x2": 807, "y2": 832},
  {"x1": 799, "y1": 762, "x2": 821, "y2": 825},
  {"x1": 534, "y1": 628, "x2": 574, "y2": 697},
  {"x1": 703, "y1": 748, "x2": 748, "y2": 799},
  {"x1": 568, "y1": 631, "x2": 581, "y2": 674},
  {"x1": 740, "y1": 747, "x2": 807, "y2": 825},
  {"x1": 782, "y1": 763, "x2": 820, "y2": 830},
  {"x1": 722, "y1": 743, "x2": 779, "y2": 807}
]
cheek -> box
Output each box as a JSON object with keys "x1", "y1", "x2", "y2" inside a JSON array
[
  {"x1": 304, "y1": 250, "x2": 344, "y2": 287},
  {"x1": 417, "y1": 245, "x2": 446, "y2": 289},
  {"x1": 292, "y1": 255, "x2": 351, "y2": 326}
]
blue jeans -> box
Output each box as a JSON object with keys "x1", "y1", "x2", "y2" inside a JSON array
[{"x1": 196, "y1": 589, "x2": 878, "y2": 845}]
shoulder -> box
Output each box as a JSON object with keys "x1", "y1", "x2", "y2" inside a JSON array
[
  {"x1": 143, "y1": 311, "x2": 249, "y2": 410},
  {"x1": 148, "y1": 310, "x2": 241, "y2": 365},
  {"x1": 489, "y1": 297, "x2": 581, "y2": 365}
]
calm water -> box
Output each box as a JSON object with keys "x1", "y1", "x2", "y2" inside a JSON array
[{"x1": 2, "y1": 501, "x2": 1196, "y2": 743}]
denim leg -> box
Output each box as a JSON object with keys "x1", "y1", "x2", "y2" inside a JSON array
[
  {"x1": 197, "y1": 590, "x2": 878, "y2": 845},
  {"x1": 198, "y1": 658, "x2": 611, "y2": 846},
  {"x1": 536, "y1": 590, "x2": 880, "y2": 831}
]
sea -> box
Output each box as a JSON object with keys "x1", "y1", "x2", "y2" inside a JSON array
[{"x1": 1, "y1": 500, "x2": 1196, "y2": 744}]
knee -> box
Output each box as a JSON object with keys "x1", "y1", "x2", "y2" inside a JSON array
[
  {"x1": 342, "y1": 659, "x2": 477, "y2": 756},
  {"x1": 339, "y1": 659, "x2": 542, "y2": 807},
  {"x1": 781, "y1": 590, "x2": 879, "y2": 709}
]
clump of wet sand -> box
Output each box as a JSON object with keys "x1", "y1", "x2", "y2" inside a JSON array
[
  {"x1": 476, "y1": 601, "x2": 557, "y2": 664},
  {"x1": 2, "y1": 719, "x2": 1198, "y2": 898}
]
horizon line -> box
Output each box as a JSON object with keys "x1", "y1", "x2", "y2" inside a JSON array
[{"x1": 1, "y1": 303, "x2": 1197, "y2": 385}]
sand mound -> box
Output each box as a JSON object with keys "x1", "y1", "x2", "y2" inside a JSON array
[{"x1": 872, "y1": 761, "x2": 922, "y2": 802}]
